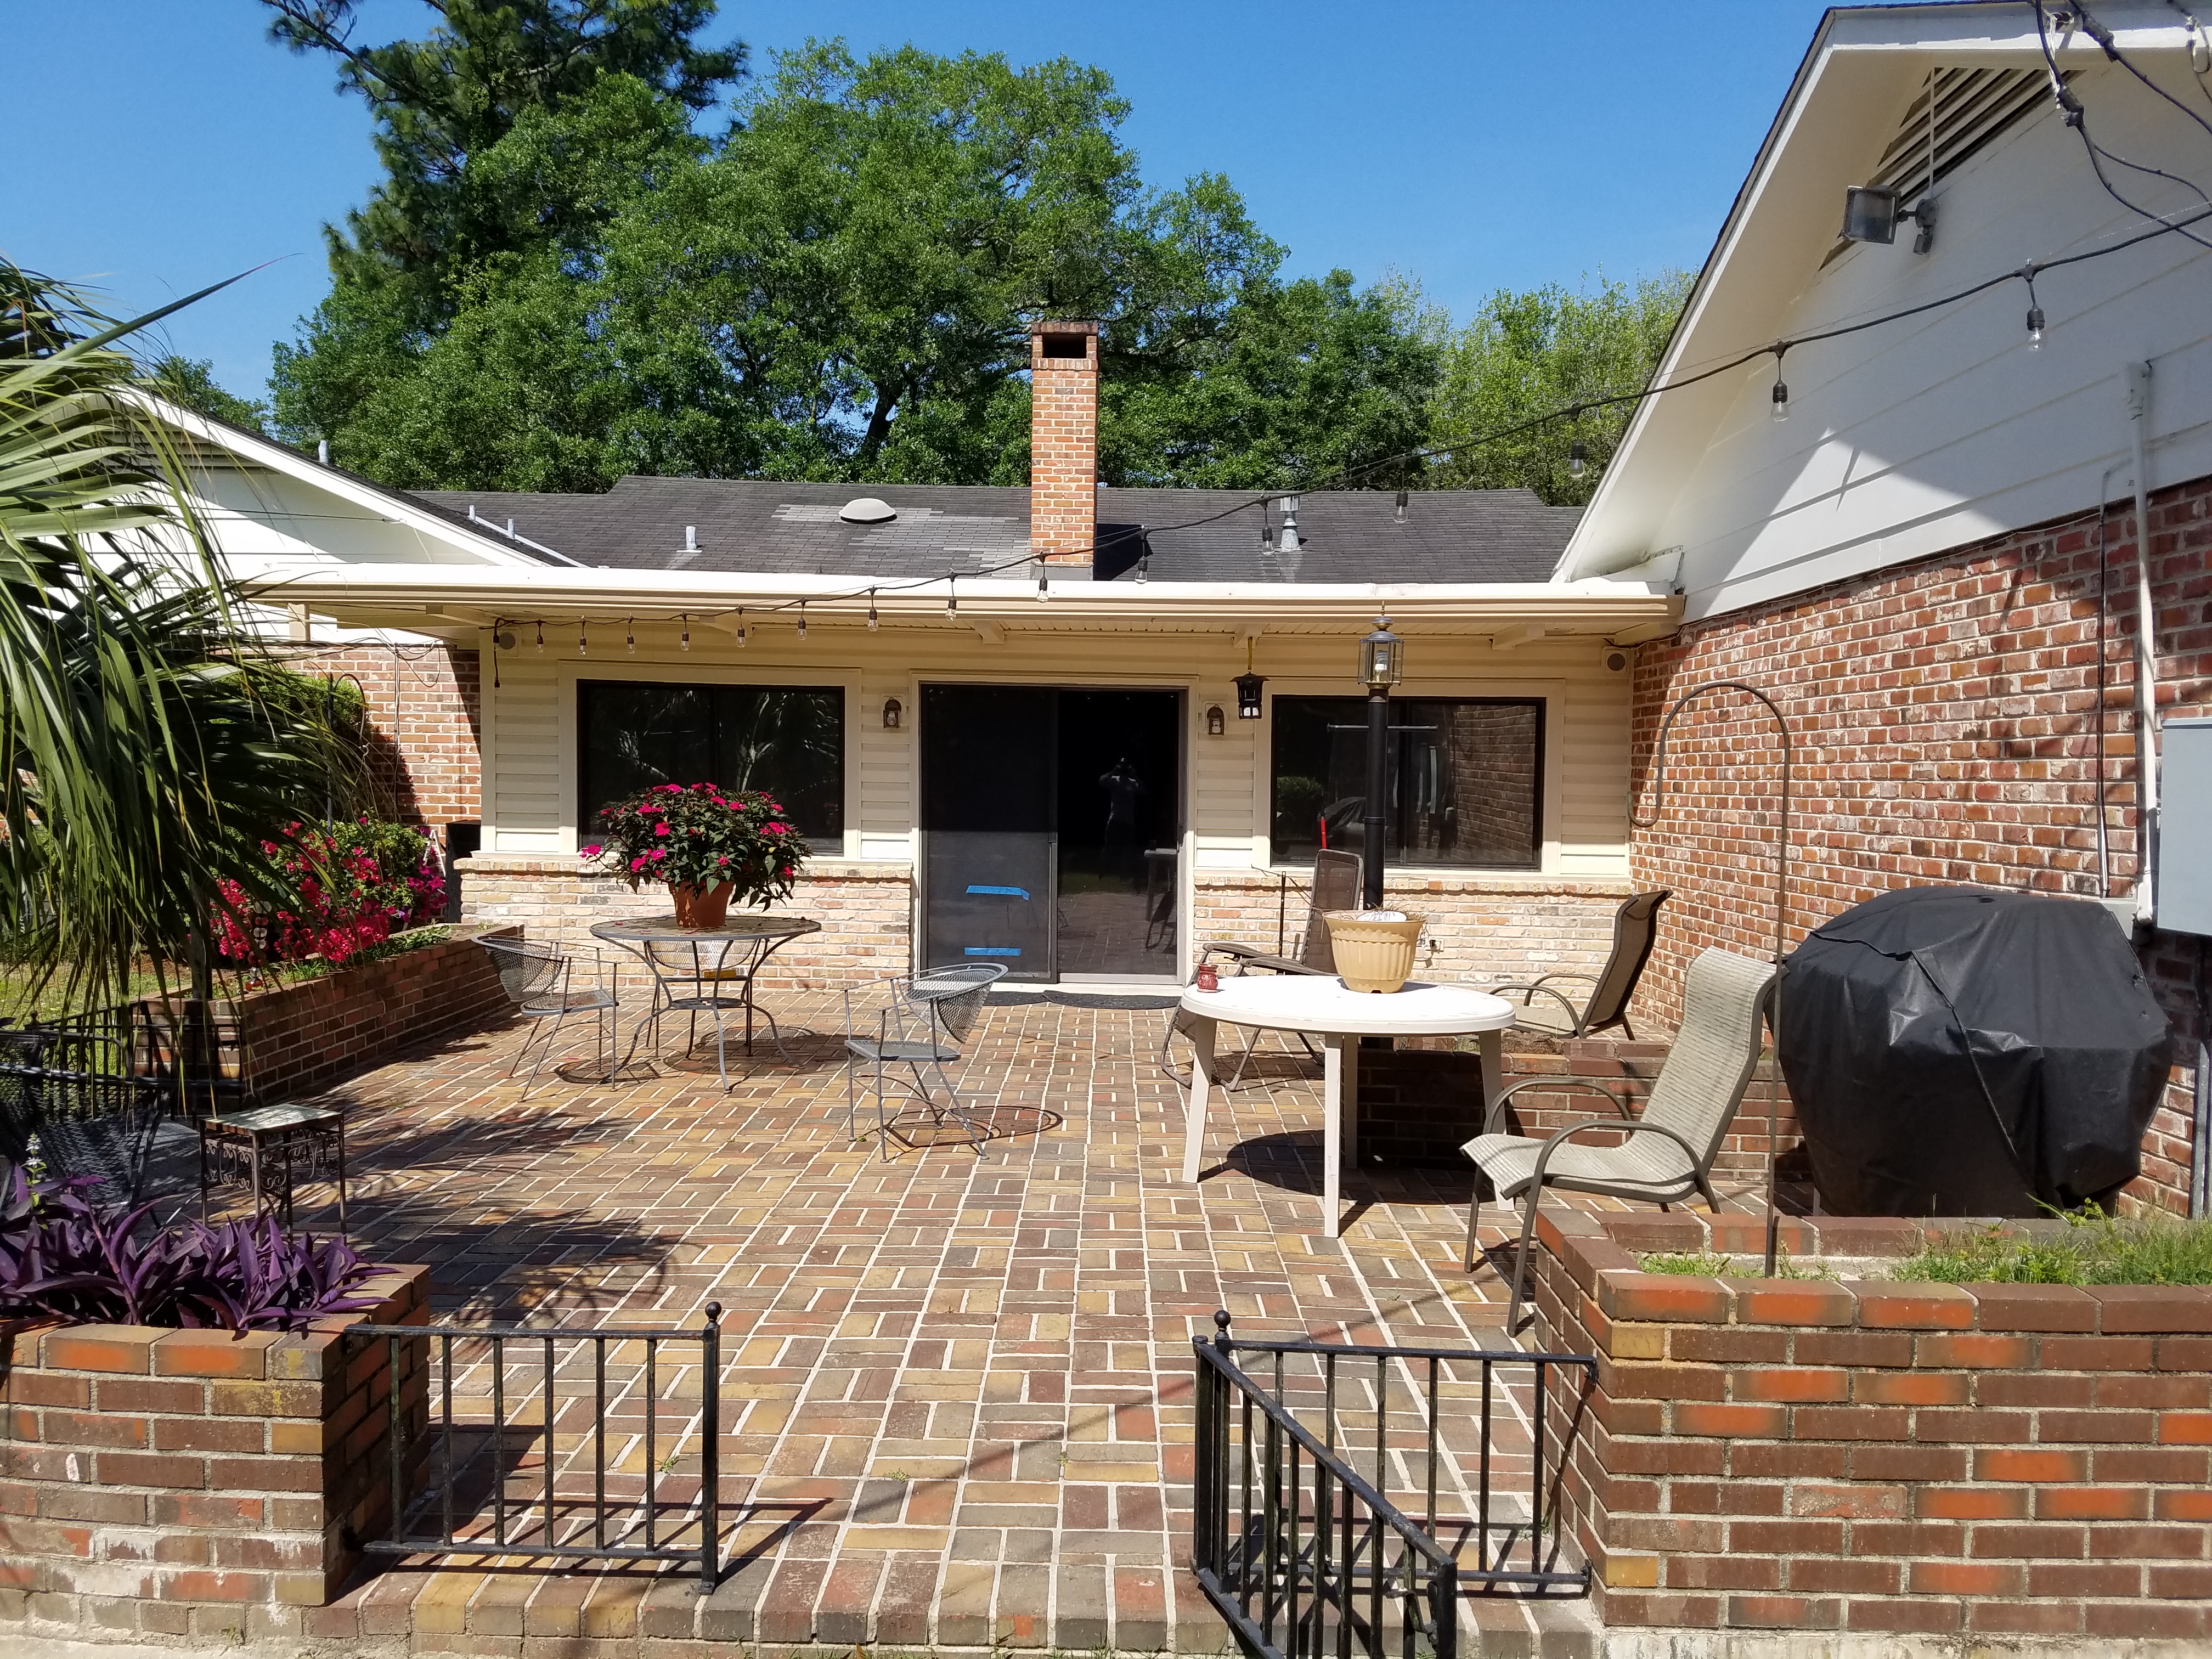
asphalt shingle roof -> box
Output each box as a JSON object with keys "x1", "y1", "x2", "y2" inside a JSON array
[{"x1": 419, "y1": 479, "x2": 1578, "y2": 584}]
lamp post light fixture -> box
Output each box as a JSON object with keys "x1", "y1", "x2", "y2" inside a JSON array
[{"x1": 1359, "y1": 616, "x2": 1403, "y2": 908}]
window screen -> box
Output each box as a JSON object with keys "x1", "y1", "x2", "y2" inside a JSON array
[
  {"x1": 579, "y1": 682, "x2": 845, "y2": 853},
  {"x1": 1269, "y1": 696, "x2": 1543, "y2": 870}
]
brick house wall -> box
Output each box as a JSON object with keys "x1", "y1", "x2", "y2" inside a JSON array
[
  {"x1": 1628, "y1": 471, "x2": 2212, "y2": 1213},
  {"x1": 287, "y1": 641, "x2": 482, "y2": 832}
]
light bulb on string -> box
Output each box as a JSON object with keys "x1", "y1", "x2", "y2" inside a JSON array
[
  {"x1": 535, "y1": 621, "x2": 544, "y2": 652},
  {"x1": 797, "y1": 601, "x2": 807, "y2": 640},
  {"x1": 867, "y1": 591, "x2": 880, "y2": 631},
  {"x1": 1568, "y1": 438, "x2": 1587, "y2": 477},
  {"x1": 626, "y1": 617, "x2": 635, "y2": 653},
  {"x1": 946, "y1": 576, "x2": 958, "y2": 618},
  {"x1": 1037, "y1": 565, "x2": 1050, "y2": 602},
  {"x1": 2023, "y1": 264, "x2": 2046, "y2": 351},
  {"x1": 578, "y1": 620, "x2": 588, "y2": 656},
  {"x1": 735, "y1": 608, "x2": 747, "y2": 648},
  {"x1": 681, "y1": 613, "x2": 691, "y2": 651},
  {"x1": 1770, "y1": 342, "x2": 1790, "y2": 422}
]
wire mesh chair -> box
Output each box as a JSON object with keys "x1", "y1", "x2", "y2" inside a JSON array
[
  {"x1": 843, "y1": 964, "x2": 1007, "y2": 1160},
  {"x1": 0, "y1": 1013, "x2": 170, "y2": 1205},
  {"x1": 481, "y1": 938, "x2": 621, "y2": 1099}
]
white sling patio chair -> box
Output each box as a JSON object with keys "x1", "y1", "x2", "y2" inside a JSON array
[{"x1": 1463, "y1": 947, "x2": 1780, "y2": 1333}]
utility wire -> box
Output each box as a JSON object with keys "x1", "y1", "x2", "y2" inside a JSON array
[{"x1": 2038, "y1": 2, "x2": 2212, "y2": 250}]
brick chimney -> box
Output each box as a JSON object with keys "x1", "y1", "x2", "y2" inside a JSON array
[{"x1": 1029, "y1": 319, "x2": 1099, "y2": 565}]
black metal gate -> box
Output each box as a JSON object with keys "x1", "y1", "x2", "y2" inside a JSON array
[
  {"x1": 1191, "y1": 1313, "x2": 1595, "y2": 1659},
  {"x1": 348, "y1": 1302, "x2": 723, "y2": 1591}
]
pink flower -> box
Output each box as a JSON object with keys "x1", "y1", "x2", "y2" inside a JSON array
[
  {"x1": 650, "y1": 848, "x2": 668, "y2": 860},
  {"x1": 630, "y1": 856, "x2": 649, "y2": 872},
  {"x1": 654, "y1": 823, "x2": 672, "y2": 836},
  {"x1": 580, "y1": 844, "x2": 602, "y2": 858},
  {"x1": 763, "y1": 823, "x2": 790, "y2": 836},
  {"x1": 778, "y1": 865, "x2": 793, "y2": 878}
]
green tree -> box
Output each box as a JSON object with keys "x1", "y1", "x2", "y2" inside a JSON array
[
  {"x1": 0, "y1": 266, "x2": 352, "y2": 1008},
  {"x1": 1426, "y1": 271, "x2": 1691, "y2": 506},
  {"x1": 264, "y1": 0, "x2": 741, "y2": 457},
  {"x1": 144, "y1": 356, "x2": 269, "y2": 433}
]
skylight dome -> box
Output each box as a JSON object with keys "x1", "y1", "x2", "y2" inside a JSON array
[{"x1": 839, "y1": 497, "x2": 896, "y2": 524}]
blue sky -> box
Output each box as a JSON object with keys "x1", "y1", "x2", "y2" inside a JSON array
[{"x1": 1, "y1": 0, "x2": 1838, "y2": 400}]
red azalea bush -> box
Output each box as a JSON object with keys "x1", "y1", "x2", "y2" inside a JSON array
[
  {"x1": 212, "y1": 817, "x2": 447, "y2": 966},
  {"x1": 581, "y1": 782, "x2": 808, "y2": 906}
]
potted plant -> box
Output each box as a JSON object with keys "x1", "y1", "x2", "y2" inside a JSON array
[{"x1": 580, "y1": 782, "x2": 808, "y2": 929}]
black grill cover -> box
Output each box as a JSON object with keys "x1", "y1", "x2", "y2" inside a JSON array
[{"x1": 1778, "y1": 886, "x2": 2168, "y2": 1216}]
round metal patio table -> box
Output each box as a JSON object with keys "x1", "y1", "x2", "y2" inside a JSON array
[
  {"x1": 590, "y1": 913, "x2": 820, "y2": 1084},
  {"x1": 1176, "y1": 975, "x2": 1514, "y2": 1238}
]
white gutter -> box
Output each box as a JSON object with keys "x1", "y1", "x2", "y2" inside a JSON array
[{"x1": 238, "y1": 563, "x2": 1679, "y2": 630}]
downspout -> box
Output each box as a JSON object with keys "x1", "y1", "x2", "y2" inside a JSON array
[{"x1": 2126, "y1": 362, "x2": 2161, "y2": 927}]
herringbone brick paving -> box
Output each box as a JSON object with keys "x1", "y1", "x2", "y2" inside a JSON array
[{"x1": 254, "y1": 991, "x2": 1702, "y2": 1655}]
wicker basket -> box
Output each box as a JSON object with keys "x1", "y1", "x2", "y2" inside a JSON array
[{"x1": 1322, "y1": 912, "x2": 1426, "y2": 994}]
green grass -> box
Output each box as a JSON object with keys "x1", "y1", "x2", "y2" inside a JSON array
[
  {"x1": 1896, "y1": 1209, "x2": 2212, "y2": 1286},
  {"x1": 1637, "y1": 1247, "x2": 1835, "y2": 1280}
]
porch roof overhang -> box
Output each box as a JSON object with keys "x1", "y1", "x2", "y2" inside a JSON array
[{"x1": 241, "y1": 562, "x2": 1682, "y2": 645}]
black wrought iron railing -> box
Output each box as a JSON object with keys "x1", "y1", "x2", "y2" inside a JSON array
[
  {"x1": 349, "y1": 1303, "x2": 723, "y2": 1592},
  {"x1": 1191, "y1": 1313, "x2": 1595, "y2": 1659}
]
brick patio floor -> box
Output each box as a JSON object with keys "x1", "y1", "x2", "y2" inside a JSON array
[{"x1": 225, "y1": 991, "x2": 1758, "y2": 1656}]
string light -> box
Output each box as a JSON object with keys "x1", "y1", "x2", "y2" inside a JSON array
[
  {"x1": 578, "y1": 619, "x2": 588, "y2": 656},
  {"x1": 736, "y1": 607, "x2": 746, "y2": 647},
  {"x1": 626, "y1": 617, "x2": 635, "y2": 652},
  {"x1": 1037, "y1": 565, "x2": 1051, "y2": 601},
  {"x1": 535, "y1": 620, "x2": 544, "y2": 652},
  {"x1": 1770, "y1": 343, "x2": 1791, "y2": 423},
  {"x1": 946, "y1": 576, "x2": 958, "y2": 617},
  {"x1": 1568, "y1": 439, "x2": 1587, "y2": 477},
  {"x1": 681, "y1": 613, "x2": 691, "y2": 650},
  {"x1": 797, "y1": 601, "x2": 807, "y2": 640},
  {"x1": 2023, "y1": 262, "x2": 2045, "y2": 349},
  {"x1": 867, "y1": 591, "x2": 879, "y2": 631}
]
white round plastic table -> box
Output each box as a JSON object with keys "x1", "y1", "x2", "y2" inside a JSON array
[{"x1": 1177, "y1": 975, "x2": 1515, "y2": 1237}]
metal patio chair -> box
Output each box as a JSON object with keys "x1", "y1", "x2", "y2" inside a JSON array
[
  {"x1": 843, "y1": 964, "x2": 1007, "y2": 1160},
  {"x1": 481, "y1": 937, "x2": 621, "y2": 1099},
  {"x1": 1492, "y1": 888, "x2": 1671, "y2": 1040},
  {"x1": 1463, "y1": 946, "x2": 1779, "y2": 1333},
  {"x1": 1159, "y1": 849, "x2": 1362, "y2": 1090},
  {"x1": 0, "y1": 1014, "x2": 170, "y2": 1205}
]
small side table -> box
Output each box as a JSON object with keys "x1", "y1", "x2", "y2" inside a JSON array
[{"x1": 199, "y1": 1103, "x2": 349, "y2": 1232}]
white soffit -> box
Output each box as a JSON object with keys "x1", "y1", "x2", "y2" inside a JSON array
[{"x1": 1555, "y1": 1, "x2": 2190, "y2": 583}]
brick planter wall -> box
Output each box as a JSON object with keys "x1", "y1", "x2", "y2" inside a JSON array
[
  {"x1": 138, "y1": 925, "x2": 519, "y2": 1105},
  {"x1": 1532, "y1": 1208, "x2": 2212, "y2": 1645},
  {"x1": 1627, "y1": 473, "x2": 2212, "y2": 1214},
  {"x1": 0, "y1": 1266, "x2": 430, "y2": 1645}
]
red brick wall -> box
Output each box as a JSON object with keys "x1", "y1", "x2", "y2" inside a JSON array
[
  {"x1": 1029, "y1": 320, "x2": 1098, "y2": 565},
  {"x1": 0, "y1": 1267, "x2": 428, "y2": 1642},
  {"x1": 1630, "y1": 472, "x2": 2212, "y2": 1212},
  {"x1": 289, "y1": 641, "x2": 482, "y2": 831},
  {"x1": 137, "y1": 926, "x2": 517, "y2": 1105},
  {"x1": 1534, "y1": 1209, "x2": 2212, "y2": 1644}
]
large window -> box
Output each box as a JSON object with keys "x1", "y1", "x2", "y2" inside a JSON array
[
  {"x1": 579, "y1": 682, "x2": 845, "y2": 852},
  {"x1": 1269, "y1": 696, "x2": 1543, "y2": 870}
]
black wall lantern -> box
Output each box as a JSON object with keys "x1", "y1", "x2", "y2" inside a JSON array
[
  {"x1": 1234, "y1": 637, "x2": 1265, "y2": 719},
  {"x1": 882, "y1": 697, "x2": 903, "y2": 731},
  {"x1": 1205, "y1": 704, "x2": 1226, "y2": 737}
]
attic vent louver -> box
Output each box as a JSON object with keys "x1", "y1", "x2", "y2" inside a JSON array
[
  {"x1": 839, "y1": 497, "x2": 896, "y2": 524},
  {"x1": 1825, "y1": 67, "x2": 2050, "y2": 265}
]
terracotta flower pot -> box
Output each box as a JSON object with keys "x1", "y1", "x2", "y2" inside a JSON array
[
  {"x1": 670, "y1": 881, "x2": 735, "y2": 929},
  {"x1": 1322, "y1": 911, "x2": 1426, "y2": 993}
]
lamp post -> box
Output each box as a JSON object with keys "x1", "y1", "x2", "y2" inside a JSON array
[{"x1": 1358, "y1": 616, "x2": 1403, "y2": 909}]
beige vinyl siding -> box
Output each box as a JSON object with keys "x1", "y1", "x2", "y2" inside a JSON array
[{"x1": 480, "y1": 618, "x2": 1635, "y2": 877}]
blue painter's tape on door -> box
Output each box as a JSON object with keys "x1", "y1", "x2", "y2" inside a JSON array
[
  {"x1": 964, "y1": 946, "x2": 1023, "y2": 957},
  {"x1": 966, "y1": 884, "x2": 1031, "y2": 899}
]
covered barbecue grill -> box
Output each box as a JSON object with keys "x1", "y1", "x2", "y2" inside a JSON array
[{"x1": 1778, "y1": 885, "x2": 2169, "y2": 1216}]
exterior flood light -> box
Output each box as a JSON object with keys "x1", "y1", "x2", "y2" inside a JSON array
[{"x1": 1841, "y1": 185, "x2": 1936, "y2": 253}]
